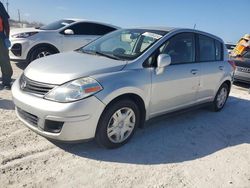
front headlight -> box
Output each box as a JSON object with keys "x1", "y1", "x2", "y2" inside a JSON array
[
  {"x1": 44, "y1": 77, "x2": 103, "y2": 103},
  {"x1": 12, "y1": 32, "x2": 38, "y2": 39}
]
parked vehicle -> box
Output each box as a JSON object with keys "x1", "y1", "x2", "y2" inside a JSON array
[
  {"x1": 226, "y1": 43, "x2": 236, "y2": 54},
  {"x1": 12, "y1": 27, "x2": 234, "y2": 148},
  {"x1": 9, "y1": 19, "x2": 119, "y2": 63},
  {"x1": 233, "y1": 51, "x2": 250, "y2": 83}
]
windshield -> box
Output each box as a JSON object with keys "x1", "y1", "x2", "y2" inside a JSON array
[
  {"x1": 79, "y1": 29, "x2": 167, "y2": 60},
  {"x1": 40, "y1": 19, "x2": 75, "y2": 30},
  {"x1": 243, "y1": 51, "x2": 250, "y2": 59}
]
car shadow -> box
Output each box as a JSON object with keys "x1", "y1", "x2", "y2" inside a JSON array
[
  {"x1": 54, "y1": 96, "x2": 250, "y2": 165},
  {"x1": 0, "y1": 98, "x2": 15, "y2": 110},
  {"x1": 233, "y1": 81, "x2": 250, "y2": 90}
]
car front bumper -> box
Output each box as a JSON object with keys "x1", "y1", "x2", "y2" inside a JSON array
[
  {"x1": 9, "y1": 38, "x2": 32, "y2": 61},
  {"x1": 11, "y1": 78, "x2": 106, "y2": 141}
]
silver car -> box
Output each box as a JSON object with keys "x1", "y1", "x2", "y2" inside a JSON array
[
  {"x1": 10, "y1": 19, "x2": 119, "y2": 63},
  {"x1": 12, "y1": 27, "x2": 234, "y2": 148}
]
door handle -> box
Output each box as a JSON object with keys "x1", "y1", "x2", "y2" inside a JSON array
[
  {"x1": 219, "y1": 66, "x2": 224, "y2": 70},
  {"x1": 191, "y1": 69, "x2": 198, "y2": 75}
]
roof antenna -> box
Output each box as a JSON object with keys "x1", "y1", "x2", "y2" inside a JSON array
[{"x1": 193, "y1": 24, "x2": 197, "y2": 30}]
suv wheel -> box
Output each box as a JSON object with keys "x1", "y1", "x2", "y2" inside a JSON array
[
  {"x1": 212, "y1": 83, "x2": 229, "y2": 112},
  {"x1": 95, "y1": 99, "x2": 140, "y2": 149},
  {"x1": 29, "y1": 47, "x2": 57, "y2": 63}
]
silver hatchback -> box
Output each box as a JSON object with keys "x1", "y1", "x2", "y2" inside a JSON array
[{"x1": 12, "y1": 27, "x2": 234, "y2": 148}]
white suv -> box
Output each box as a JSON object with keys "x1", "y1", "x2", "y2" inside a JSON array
[{"x1": 9, "y1": 19, "x2": 119, "y2": 63}]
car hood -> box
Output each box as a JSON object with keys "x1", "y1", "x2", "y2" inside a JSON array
[
  {"x1": 10, "y1": 28, "x2": 41, "y2": 36},
  {"x1": 24, "y1": 51, "x2": 127, "y2": 85}
]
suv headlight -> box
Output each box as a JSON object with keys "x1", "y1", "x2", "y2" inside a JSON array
[
  {"x1": 44, "y1": 77, "x2": 103, "y2": 103},
  {"x1": 12, "y1": 32, "x2": 38, "y2": 38}
]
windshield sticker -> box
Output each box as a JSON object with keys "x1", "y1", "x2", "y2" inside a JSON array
[{"x1": 142, "y1": 32, "x2": 162, "y2": 39}]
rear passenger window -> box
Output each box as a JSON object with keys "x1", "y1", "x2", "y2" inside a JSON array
[
  {"x1": 68, "y1": 23, "x2": 116, "y2": 35},
  {"x1": 93, "y1": 24, "x2": 116, "y2": 35},
  {"x1": 215, "y1": 40, "x2": 223, "y2": 61},
  {"x1": 199, "y1": 35, "x2": 215, "y2": 62}
]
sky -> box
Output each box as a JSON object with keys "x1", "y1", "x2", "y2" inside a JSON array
[{"x1": 1, "y1": 0, "x2": 249, "y2": 43}]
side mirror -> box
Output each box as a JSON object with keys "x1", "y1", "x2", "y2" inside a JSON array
[
  {"x1": 64, "y1": 29, "x2": 74, "y2": 35},
  {"x1": 156, "y1": 54, "x2": 171, "y2": 75}
]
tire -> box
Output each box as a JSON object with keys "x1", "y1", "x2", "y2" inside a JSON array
[
  {"x1": 212, "y1": 83, "x2": 229, "y2": 112},
  {"x1": 95, "y1": 99, "x2": 140, "y2": 149},
  {"x1": 29, "y1": 46, "x2": 57, "y2": 63}
]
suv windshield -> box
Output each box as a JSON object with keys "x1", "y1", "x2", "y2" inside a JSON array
[
  {"x1": 243, "y1": 51, "x2": 250, "y2": 59},
  {"x1": 79, "y1": 29, "x2": 167, "y2": 60},
  {"x1": 40, "y1": 20, "x2": 75, "y2": 30},
  {"x1": 226, "y1": 44, "x2": 236, "y2": 50}
]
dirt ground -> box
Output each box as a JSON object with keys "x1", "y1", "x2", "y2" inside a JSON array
[{"x1": 0, "y1": 62, "x2": 250, "y2": 188}]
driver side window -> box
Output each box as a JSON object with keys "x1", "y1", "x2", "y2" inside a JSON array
[
  {"x1": 160, "y1": 33, "x2": 195, "y2": 64},
  {"x1": 146, "y1": 33, "x2": 195, "y2": 67}
]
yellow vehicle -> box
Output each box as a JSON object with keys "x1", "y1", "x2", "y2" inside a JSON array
[{"x1": 232, "y1": 34, "x2": 250, "y2": 57}]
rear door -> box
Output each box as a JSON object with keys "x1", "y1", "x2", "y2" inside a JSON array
[
  {"x1": 196, "y1": 34, "x2": 225, "y2": 102},
  {"x1": 61, "y1": 23, "x2": 116, "y2": 51},
  {"x1": 150, "y1": 32, "x2": 201, "y2": 116}
]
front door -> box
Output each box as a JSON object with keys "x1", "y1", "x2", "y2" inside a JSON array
[{"x1": 149, "y1": 33, "x2": 200, "y2": 117}]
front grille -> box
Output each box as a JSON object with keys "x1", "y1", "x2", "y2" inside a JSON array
[
  {"x1": 20, "y1": 75, "x2": 56, "y2": 96},
  {"x1": 17, "y1": 107, "x2": 38, "y2": 127}
]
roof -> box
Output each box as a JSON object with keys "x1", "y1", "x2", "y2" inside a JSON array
[
  {"x1": 127, "y1": 26, "x2": 224, "y2": 42},
  {"x1": 64, "y1": 18, "x2": 120, "y2": 29},
  {"x1": 129, "y1": 26, "x2": 176, "y2": 32}
]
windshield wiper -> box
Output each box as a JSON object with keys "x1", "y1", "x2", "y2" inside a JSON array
[
  {"x1": 79, "y1": 49, "x2": 96, "y2": 55},
  {"x1": 94, "y1": 51, "x2": 122, "y2": 60},
  {"x1": 79, "y1": 49, "x2": 123, "y2": 60}
]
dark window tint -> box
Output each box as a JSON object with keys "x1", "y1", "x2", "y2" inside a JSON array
[
  {"x1": 226, "y1": 44, "x2": 236, "y2": 50},
  {"x1": 215, "y1": 40, "x2": 223, "y2": 61},
  {"x1": 160, "y1": 33, "x2": 195, "y2": 64},
  {"x1": 199, "y1": 35, "x2": 216, "y2": 62},
  {"x1": 68, "y1": 23, "x2": 116, "y2": 35},
  {"x1": 243, "y1": 51, "x2": 250, "y2": 59}
]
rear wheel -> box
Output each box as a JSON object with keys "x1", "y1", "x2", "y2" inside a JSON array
[
  {"x1": 95, "y1": 99, "x2": 140, "y2": 149},
  {"x1": 212, "y1": 83, "x2": 229, "y2": 112}
]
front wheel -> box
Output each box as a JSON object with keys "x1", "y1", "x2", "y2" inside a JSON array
[
  {"x1": 212, "y1": 83, "x2": 229, "y2": 112},
  {"x1": 95, "y1": 99, "x2": 140, "y2": 149},
  {"x1": 29, "y1": 47, "x2": 57, "y2": 63}
]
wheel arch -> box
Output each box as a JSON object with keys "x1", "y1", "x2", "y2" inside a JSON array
[
  {"x1": 213, "y1": 79, "x2": 232, "y2": 101},
  {"x1": 27, "y1": 43, "x2": 60, "y2": 61},
  {"x1": 223, "y1": 80, "x2": 232, "y2": 93},
  {"x1": 96, "y1": 93, "x2": 146, "y2": 134}
]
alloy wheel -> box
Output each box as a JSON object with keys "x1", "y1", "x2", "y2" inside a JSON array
[
  {"x1": 216, "y1": 87, "x2": 228, "y2": 108},
  {"x1": 107, "y1": 107, "x2": 136, "y2": 143},
  {"x1": 36, "y1": 51, "x2": 51, "y2": 59}
]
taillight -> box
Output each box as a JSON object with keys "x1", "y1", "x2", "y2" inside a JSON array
[{"x1": 228, "y1": 60, "x2": 236, "y2": 70}]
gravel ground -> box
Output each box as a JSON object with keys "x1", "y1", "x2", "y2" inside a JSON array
[{"x1": 0, "y1": 62, "x2": 250, "y2": 188}]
